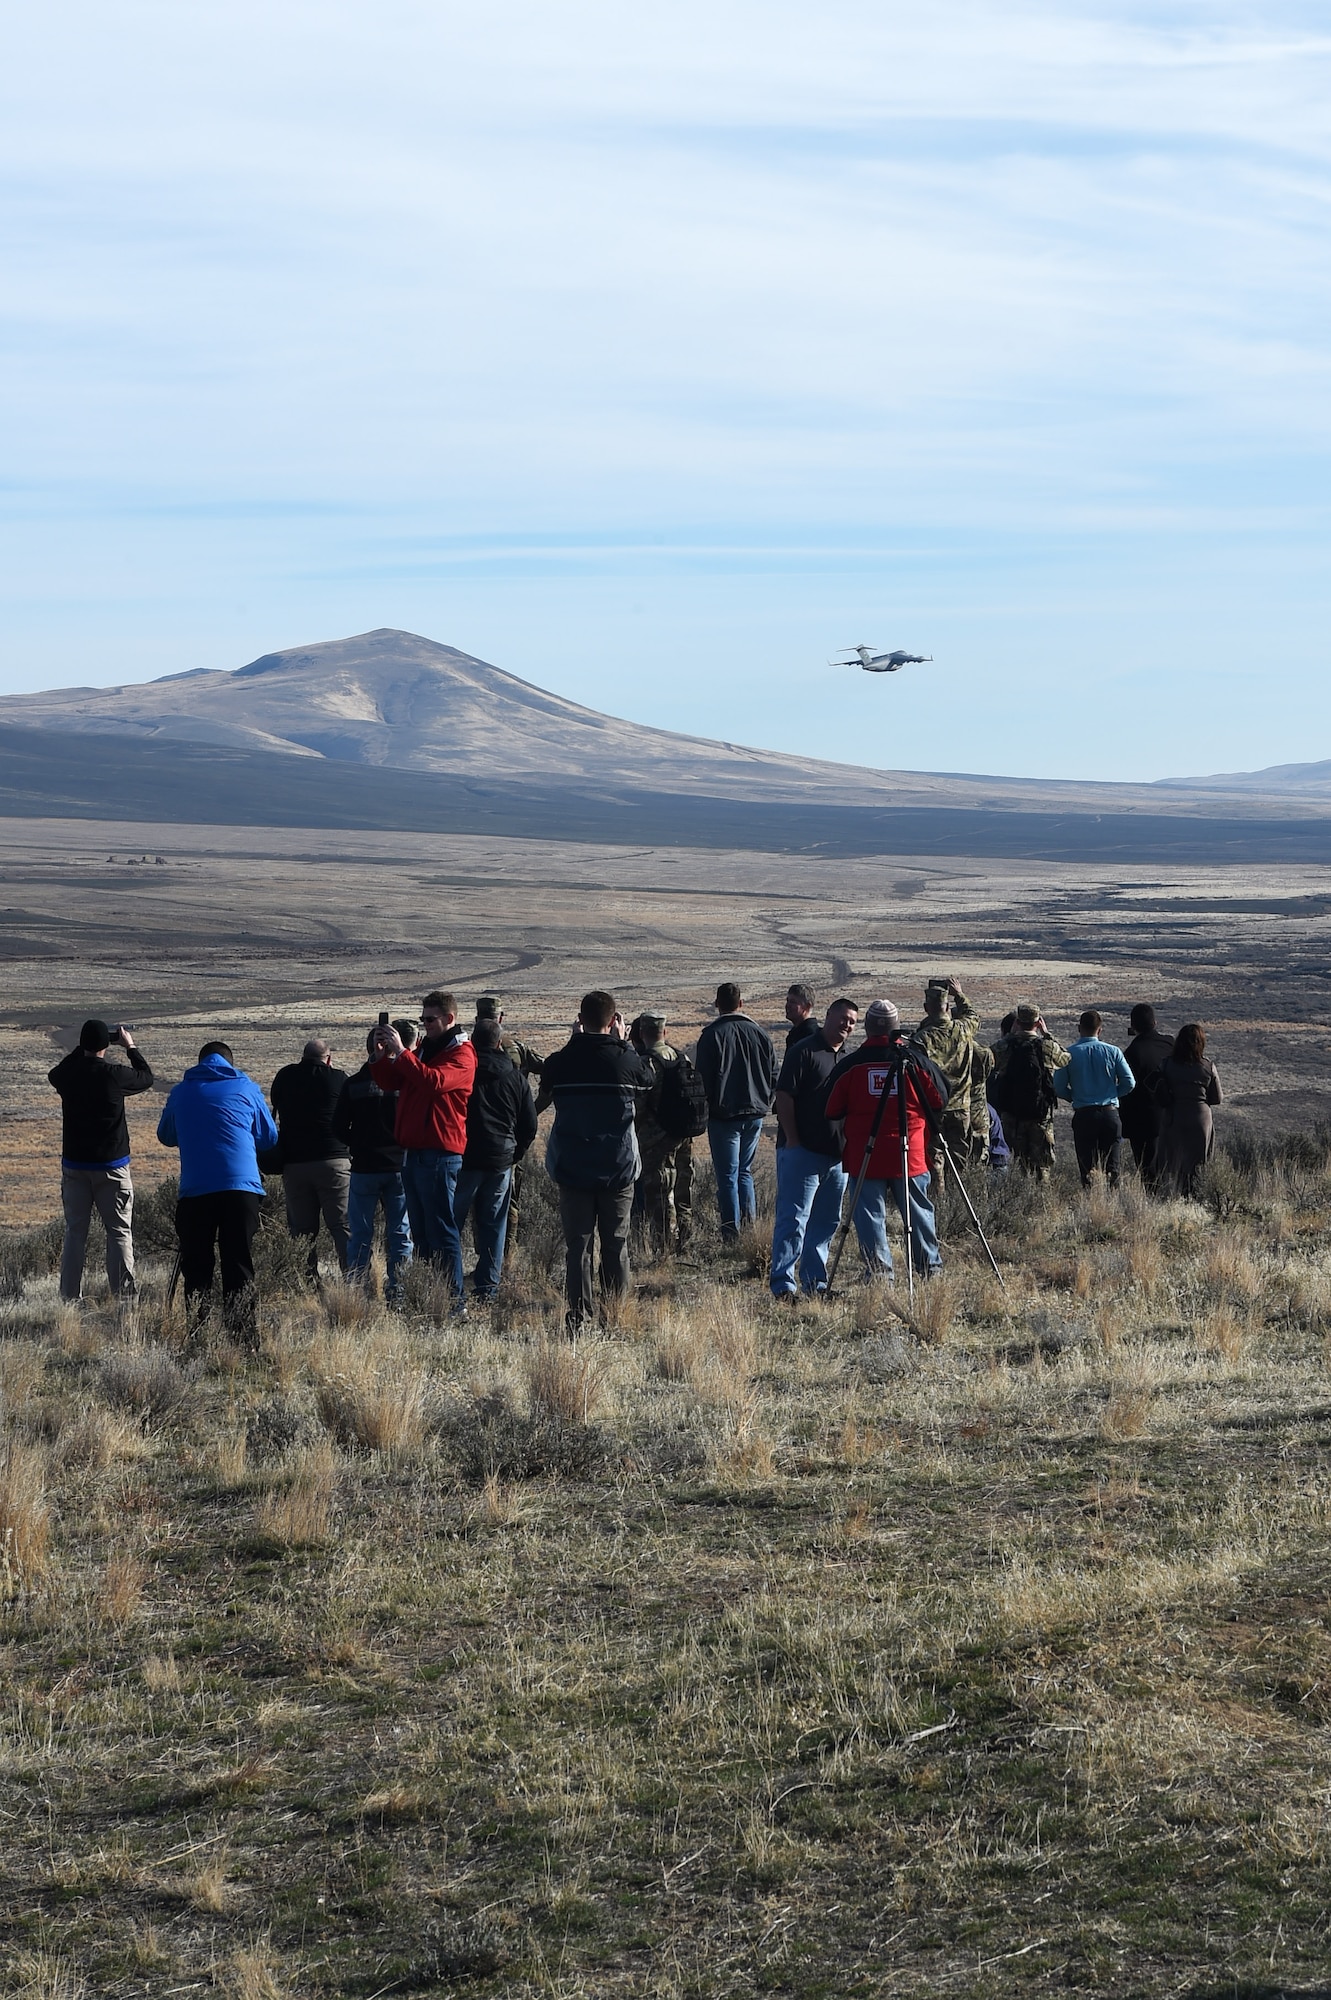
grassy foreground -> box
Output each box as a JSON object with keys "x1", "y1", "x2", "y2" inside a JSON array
[{"x1": 1, "y1": 1147, "x2": 1330, "y2": 1999}]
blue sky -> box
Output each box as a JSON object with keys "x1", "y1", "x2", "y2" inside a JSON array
[{"x1": 2, "y1": 2, "x2": 1329, "y2": 781}]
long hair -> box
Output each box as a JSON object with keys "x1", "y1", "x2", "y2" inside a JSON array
[{"x1": 1173, "y1": 1022, "x2": 1206, "y2": 1064}]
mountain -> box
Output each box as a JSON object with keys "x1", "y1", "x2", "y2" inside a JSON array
[
  {"x1": 3, "y1": 627, "x2": 1331, "y2": 860},
  {"x1": 1166, "y1": 758, "x2": 1331, "y2": 795},
  {"x1": 0, "y1": 627, "x2": 921, "y2": 805}
]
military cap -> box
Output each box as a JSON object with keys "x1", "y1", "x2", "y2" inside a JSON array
[
  {"x1": 474, "y1": 995, "x2": 501, "y2": 1019},
  {"x1": 1015, "y1": 1002, "x2": 1040, "y2": 1027},
  {"x1": 640, "y1": 1007, "x2": 667, "y2": 1025}
]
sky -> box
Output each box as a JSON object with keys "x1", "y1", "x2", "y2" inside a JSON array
[{"x1": 2, "y1": 2, "x2": 1329, "y2": 781}]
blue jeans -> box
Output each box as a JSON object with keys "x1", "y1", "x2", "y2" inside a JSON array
[
  {"x1": 851, "y1": 1175, "x2": 942, "y2": 1281},
  {"x1": 454, "y1": 1166, "x2": 513, "y2": 1298},
  {"x1": 708, "y1": 1116, "x2": 765, "y2": 1236},
  {"x1": 400, "y1": 1149, "x2": 464, "y2": 1298},
  {"x1": 347, "y1": 1171, "x2": 412, "y2": 1297},
  {"x1": 770, "y1": 1144, "x2": 847, "y2": 1296}
]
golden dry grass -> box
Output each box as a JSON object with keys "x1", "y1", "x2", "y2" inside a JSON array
[
  {"x1": 4, "y1": 1146, "x2": 1331, "y2": 1996},
  {"x1": 309, "y1": 1325, "x2": 429, "y2": 1453},
  {"x1": 0, "y1": 1438, "x2": 50, "y2": 1592},
  {"x1": 253, "y1": 1443, "x2": 337, "y2": 1548}
]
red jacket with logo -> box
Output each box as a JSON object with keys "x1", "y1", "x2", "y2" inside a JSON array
[
  {"x1": 370, "y1": 1031, "x2": 477, "y2": 1155},
  {"x1": 823, "y1": 1035, "x2": 947, "y2": 1180}
]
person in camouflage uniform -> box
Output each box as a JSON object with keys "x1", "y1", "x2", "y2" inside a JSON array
[
  {"x1": 968, "y1": 1040, "x2": 995, "y2": 1165},
  {"x1": 473, "y1": 998, "x2": 543, "y2": 1239},
  {"x1": 990, "y1": 1002, "x2": 1070, "y2": 1180},
  {"x1": 911, "y1": 977, "x2": 979, "y2": 1190},
  {"x1": 628, "y1": 1010, "x2": 694, "y2": 1252},
  {"x1": 473, "y1": 997, "x2": 543, "y2": 1081}
]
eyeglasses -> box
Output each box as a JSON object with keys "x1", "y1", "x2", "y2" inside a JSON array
[{"x1": 419, "y1": 1014, "x2": 444, "y2": 1025}]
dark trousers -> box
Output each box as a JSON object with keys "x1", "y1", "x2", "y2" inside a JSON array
[
  {"x1": 1124, "y1": 1114, "x2": 1162, "y2": 1185},
  {"x1": 1072, "y1": 1106, "x2": 1122, "y2": 1187},
  {"x1": 175, "y1": 1191, "x2": 262, "y2": 1333},
  {"x1": 558, "y1": 1184, "x2": 633, "y2": 1326}
]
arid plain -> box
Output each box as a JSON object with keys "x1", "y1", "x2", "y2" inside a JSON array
[
  {"x1": 3, "y1": 814, "x2": 1331, "y2": 1223},
  {"x1": 5, "y1": 813, "x2": 1331, "y2": 1998}
]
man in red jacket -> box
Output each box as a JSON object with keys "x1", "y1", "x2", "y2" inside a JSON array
[
  {"x1": 372, "y1": 990, "x2": 477, "y2": 1303},
  {"x1": 823, "y1": 998, "x2": 948, "y2": 1283}
]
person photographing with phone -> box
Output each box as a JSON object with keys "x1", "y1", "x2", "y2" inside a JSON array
[
  {"x1": 48, "y1": 1019, "x2": 153, "y2": 1305},
  {"x1": 370, "y1": 992, "x2": 476, "y2": 1307}
]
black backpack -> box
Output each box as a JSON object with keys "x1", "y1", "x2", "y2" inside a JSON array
[
  {"x1": 657, "y1": 1053, "x2": 709, "y2": 1140},
  {"x1": 992, "y1": 1040, "x2": 1057, "y2": 1121}
]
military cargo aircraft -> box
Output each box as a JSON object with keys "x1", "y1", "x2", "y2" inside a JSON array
[{"x1": 832, "y1": 646, "x2": 935, "y2": 673}]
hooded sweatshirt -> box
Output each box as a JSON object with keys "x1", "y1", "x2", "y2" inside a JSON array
[{"x1": 156, "y1": 1055, "x2": 279, "y2": 1197}]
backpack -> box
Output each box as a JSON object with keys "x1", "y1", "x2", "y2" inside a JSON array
[
  {"x1": 992, "y1": 1039, "x2": 1057, "y2": 1121},
  {"x1": 657, "y1": 1053, "x2": 709, "y2": 1140}
]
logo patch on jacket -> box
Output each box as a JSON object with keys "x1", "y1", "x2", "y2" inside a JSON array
[{"x1": 867, "y1": 1066, "x2": 898, "y2": 1099}]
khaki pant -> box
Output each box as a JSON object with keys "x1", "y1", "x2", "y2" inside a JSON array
[
  {"x1": 635, "y1": 1136, "x2": 694, "y2": 1250},
  {"x1": 282, "y1": 1158, "x2": 351, "y2": 1278},
  {"x1": 60, "y1": 1164, "x2": 135, "y2": 1301}
]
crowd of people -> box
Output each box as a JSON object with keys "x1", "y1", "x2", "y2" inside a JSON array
[{"x1": 46, "y1": 982, "x2": 1223, "y2": 1333}]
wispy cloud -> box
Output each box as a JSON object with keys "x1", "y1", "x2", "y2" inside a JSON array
[{"x1": 0, "y1": 2, "x2": 1328, "y2": 777}]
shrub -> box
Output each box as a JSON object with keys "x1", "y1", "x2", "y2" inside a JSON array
[
  {"x1": 436, "y1": 1387, "x2": 613, "y2": 1484},
  {"x1": 130, "y1": 1176, "x2": 180, "y2": 1255},
  {"x1": 99, "y1": 1347, "x2": 190, "y2": 1427},
  {"x1": 0, "y1": 1219, "x2": 64, "y2": 1298}
]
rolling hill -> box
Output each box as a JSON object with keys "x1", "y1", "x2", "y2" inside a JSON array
[{"x1": 0, "y1": 628, "x2": 1328, "y2": 859}]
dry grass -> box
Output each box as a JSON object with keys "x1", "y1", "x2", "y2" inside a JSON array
[
  {"x1": 252, "y1": 1443, "x2": 336, "y2": 1548},
  {"x1": 4, "y1": 1131, "x2": 1331, "y2": 1997},
  {"x1": 0, "y1": 1439, "x2": 50, "y2": 1592},
  {"x1": 50, "y1": 1404, "x2": 145, "y2": 1469},
  {"x1": 310, "y1": 1325, "x2": 429, "y2": 1453},
  {"x1": 214, "y1": 1423, "x2": 249, "y2": 1486},
  {"x1": 525, "y1": 1339, "x2": 608, "y2": 1423},
  {"x1": 93, "y1": 1549, "x2": 147, "y2": 1626},
  {"x1": 223, "y1": 1945, "x2": 285, "y2": 2000},
  {"x1": 5, "y1": 1951, "x2": 85, "y2": 1999}
]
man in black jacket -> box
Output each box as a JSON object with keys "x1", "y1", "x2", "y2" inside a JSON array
[
  {"x1": 454, "y1": 1020, "x2": 539, "y2": 1300},
  {"x1": 1122, "y1": 1003, "x2": 1174, "y2": 1186},
  {"x1": 536, "y1": 991, "x2": 653, "y2": 1330},
  {"x1": 48, "y1": 1019, "x2": 153, "y2": 1304},
  {"x1": 696, "y1": 982, "x2": 779, "y2": 1242},
  {"x1": 334, "y1": 1029, "x2": 412, "y2": 1301},
  {"x1": 270, "y1": 1039, "x2": 351, "y2": 1280}
]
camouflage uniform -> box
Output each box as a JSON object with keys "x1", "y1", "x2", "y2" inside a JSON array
[
  {"x1": 911, "y1": 990, "x2": 979, "y2": 1187},
  {"x1": 630, "y1": 1031, "x2": 694, "y2": 1252},
  {"x1": 968, "y1": 1042, "x2": 995, "y2": 1164},
  {"x1": 990, "y1": 1028, "x2": 1070, "y2": 1180}
]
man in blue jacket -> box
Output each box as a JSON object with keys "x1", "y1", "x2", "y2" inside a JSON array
[
  {"x1": 1053, "y1": 1010, "x2": 1138, "y2": 1189},
  {"x1": 157, "y1": 1040, "x2": 279, "y2": 1339}
]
